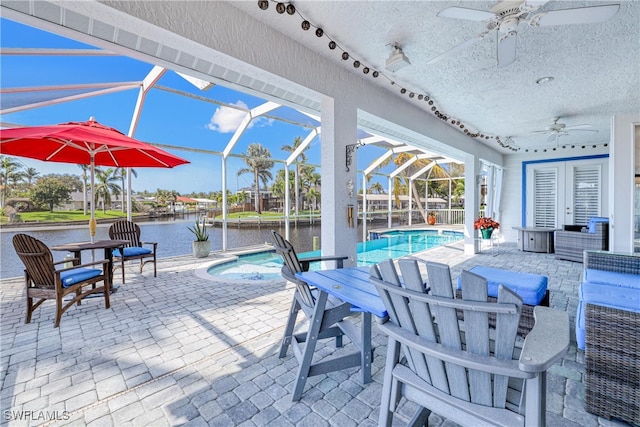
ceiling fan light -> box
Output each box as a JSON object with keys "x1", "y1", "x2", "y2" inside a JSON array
[
  {"x1": 536, "y1": 76, "x2": 554, "y2": 85},
  {"x1": 385, "y1": 46, "x2": 411, "y2": 72}
]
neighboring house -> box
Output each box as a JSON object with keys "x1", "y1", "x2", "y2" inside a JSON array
[{"x1": 358, "y1": 194, "x2": 447, "y2": 211}]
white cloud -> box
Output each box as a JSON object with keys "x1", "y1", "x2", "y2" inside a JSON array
[
  {"x1": 206, "y1": 101, "x2": 275, "y2": 133},
  {"x1": 206, "y1": 101, "x2": 249, "y2": 133}
]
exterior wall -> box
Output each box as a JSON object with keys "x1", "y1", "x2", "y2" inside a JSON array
[
  {"x1": 501, "y1": 146, "x2": 609, "y2": 244},
  {"x1": 610, "y1": 113, "x2": 640, "y2": 252}
]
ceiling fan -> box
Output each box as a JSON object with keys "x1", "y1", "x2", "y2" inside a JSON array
[
  {"x1": 530, "y1": 117, "x2": 598, "y2": 145},
  {"x1": 427, "y1": 1, "x2": 620, "y2": 67}
]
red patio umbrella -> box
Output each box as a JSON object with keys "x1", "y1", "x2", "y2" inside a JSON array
[{"x1": 0, "y1": 117, "x2": 189, "y2": 241}]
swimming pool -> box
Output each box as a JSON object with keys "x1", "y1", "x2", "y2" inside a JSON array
[{"x1": 205, "y1": 229, "x2": 463, "y2": 281}]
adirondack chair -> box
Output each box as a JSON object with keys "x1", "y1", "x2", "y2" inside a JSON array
[
  {"x1": 370, "y1": 259, "x2": 569, "y2": 427},
  {"x1": 108, "y1": 220, "x2": 157, "y2": 283},
  {"x1": 270, "y1": 230, "x2": 351, "y2": 400},
  {"x1": 12, "y1": 233, "x2": 111, "y2": 327}
]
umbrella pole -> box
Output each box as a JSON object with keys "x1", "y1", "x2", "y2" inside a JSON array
[{"x1": 89, "y1": 155, "x2": 96, "y2": 246}]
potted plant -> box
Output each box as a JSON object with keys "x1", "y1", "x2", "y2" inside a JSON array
[
  {"x1": 474, "y1": 216, "x2": 500, "y2": 239},
  {"x1": 188, "y1": 219, "x2": 211, "y2": 258},
  {"x1": 427, "y1": 211, "x2": 437, "y2": 225}
]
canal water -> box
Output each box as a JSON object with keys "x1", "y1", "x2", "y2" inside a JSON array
[{"x1": 0, "y1": 219, "x2": 387, "y2": 279}]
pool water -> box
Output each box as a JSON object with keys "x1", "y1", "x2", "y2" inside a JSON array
[
  {"x1": 207, "y1": 252, "x2": 285, "y2": 281},
  {"x1": 207, "y1": 229, "x2": 463, "y2": 280}
]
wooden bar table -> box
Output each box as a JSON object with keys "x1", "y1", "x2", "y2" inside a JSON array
[{"x1": 51, "y1": 239, "x2": 129, "y2": 290}]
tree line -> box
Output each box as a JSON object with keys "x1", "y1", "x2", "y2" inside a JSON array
[{"x1": 1, "y1": 138, "x2": 464, "y2": 217}]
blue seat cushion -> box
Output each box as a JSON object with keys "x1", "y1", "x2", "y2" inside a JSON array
[
  {"x1": 587, "y1": 217, "x2": 608, "y2": 233},
  {"x1": 585, "y1": 269, "x2": 640, "y2": 288},
  {"x1": 575, "y1": 281, "x2": 640, "y2": 350},
  {"x1": 113, "y1": 247, "x2": 152, "y2": 257},
  {"x1": 457, "y1": 266, "x2": 548, "y2": 305},
  {"x1": 60, "y1": 268, "x2": 102, "y2": 288}
]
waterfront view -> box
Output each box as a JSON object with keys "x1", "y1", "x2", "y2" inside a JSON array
[{"x1": 1, "y1": 219, "x2": 390, "y2": 279}]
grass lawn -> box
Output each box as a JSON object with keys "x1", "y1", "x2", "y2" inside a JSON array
[
  {"x1": 225, "y1": 210, "x2": 320, "y2": 219},
  {"x1": 1, "y1": 210, "x2": 130, "y2": 224}
]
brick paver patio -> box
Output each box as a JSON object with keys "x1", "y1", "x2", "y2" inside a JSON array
[{"x1": 0, "y1": 240, "x2": 632, "y2": 426}]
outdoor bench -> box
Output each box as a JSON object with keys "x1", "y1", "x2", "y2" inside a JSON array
[{"x1": 456, "y1": 266, "x2": 549, "y2": 336}]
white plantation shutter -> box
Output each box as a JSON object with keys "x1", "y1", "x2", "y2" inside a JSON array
[
  {"x1": 533, "y1": 169, "x2": 557, "y2": 227},
  {"x1": 573, "y1": 165, "x2": 601, "y2": 225}
]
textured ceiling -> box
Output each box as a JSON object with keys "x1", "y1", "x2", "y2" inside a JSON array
[
  {"x1": 232, "y1": 0, "x2": 640, "y2": 154},
  {"x1": 2, "y1": 0, "x2": 639, "y2": 156}
]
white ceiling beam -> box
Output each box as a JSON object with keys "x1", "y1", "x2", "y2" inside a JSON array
[
  {"x1": 287, "y1": 128, "x2": 319, "y2": 165},
  {"x1": 0, "y1": 84, "x2": 140, "y2": 115},
  {"x1": 0, "y1": 82, "x2": 140, "y2": 94},
  {"x1": 410, "y1": 162, "x2": 436, "y2": 180},
  {"x1": 128, "y1": 66, "x2": 166, "y2": 137},
  {"x1": 390, "y1": 155, "x2": 418, "y2": 178},
  {"x1": 358, "y1": 136, "x2": 385, "y2": 145},
  {"x1": 223, "y1": 101, "x2": 281, "y2": 158},
  {"x1": 364, "y1": 150, "x2": 393, "y2": 176},
  {"x1": 0, "y1": 47, "x2": 117, "y2": 56},
  {"x1": 176, "y1": 72, "x2": 215, "y2": 91}
]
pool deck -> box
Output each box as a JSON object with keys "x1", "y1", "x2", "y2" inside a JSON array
[{"x1": 0, "y1": 240, "x2": 632, "y2": 426}]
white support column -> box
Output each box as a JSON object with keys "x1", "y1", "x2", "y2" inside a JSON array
[
  {"x1": 284, "y1": 164, "x2": 291, "y2": 240},
  {"x1": 388, "y1": 176, "x2": 393, "y2": 228},
  {"x1": 610, "y1": 113, "x2": 640, "y2": 252},
  {"x1": 126, "y1": 66, "x2": 166, "y2": 221},
  {"x1": 221, "y1": 156, "x2": 228, "y2": 251},
  {"x1": 464, "y1": 154, "x2": 481, "y2": 254},
  {"x1": 321, "y1": 96, "x2": 357, "y2": 267},
  {"x1": 408, "y1": 179, "x2": 413, "y2": 226},
  {"x1": 362, "y1": 172, "x2": 368, "y2": 241}
]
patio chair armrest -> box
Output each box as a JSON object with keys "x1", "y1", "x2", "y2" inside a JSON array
[
  {"x1": 299, "y1": 255, "x2": 349, "y2": 270},
  {"x1": 141, "y1": 241, "x2": 157, "y2": 247},
  {"x1": 519, "y1": 306, "x2": 569, "y2": 373},
  {"x1": 53, "y1": 258, "x2": 79, "y2": 266},
  {"x1": 58, "y1": 259, "x2": 110, "y2": 273}
]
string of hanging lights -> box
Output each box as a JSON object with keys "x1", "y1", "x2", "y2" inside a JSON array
[
  {"x1": 256, "y1": 1, "x2": 608, "y2": 153},
  {"x1": 256, "y1": 0, "x2": 517, "y2": 151}
]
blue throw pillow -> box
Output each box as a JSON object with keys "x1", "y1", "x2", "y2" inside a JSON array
[
  {"x1": 60, "y1": 268, "x2": 102, "y2": 288},
  {"x1": 587, "y1": 217, "x2": 609, "y2": 233}
]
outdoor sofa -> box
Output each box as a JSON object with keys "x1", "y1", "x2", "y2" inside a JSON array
[
  {"x1": 576, "y1": 250, "x2": 639, "y2": 425},
  {"x1": 555, "y1": 217, "x2": 609, "y2": 262}
]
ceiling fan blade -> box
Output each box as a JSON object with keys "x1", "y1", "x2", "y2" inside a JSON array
[
  {"x1": 568, "y1": 128, "x2": 599, "y2": 133},
  {"x1": 497, "y1": 31, "x2": 517, "y2": 67},
  {"x1": 426, "y1": 34, "x2": 486, "y2": 65},
  {"x1": 437, "y1": 6, "x2": 496, "y2": 21},
  {"x1": 546, "y1": 133, "x2": 558, "y2": 145},
  {"x1": 565, "y1": 124, "x2": 593, "y2": 130},
  {"x1": 530, "y1": 130, "x2": 549, "y2": 134},
  {"x1": 534, "y1": 4, "x2": 620, "y2": 26}
]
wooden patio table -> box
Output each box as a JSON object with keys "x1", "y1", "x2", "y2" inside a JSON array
[{"x1": 51, "y1": 239, "x2": 129, "y2": 291}]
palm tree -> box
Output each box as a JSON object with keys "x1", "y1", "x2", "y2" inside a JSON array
[
  {"x1": 238, "y1": 143, "x2": 274, "y2": 214},
  {"x1": 94, "y1": 168, "x2": 121, "y2": 213},
  {"x1": 23, "y1": 167, "x2": 40, "y2": 185},
  {"x1": 281, "y1": 136, "x2": 307, "y2": 215},
  {"x1": 116, "y1": 167, "x2": 138, "y2": 212},
  {"x1": 0, "y1": 156, "x2": 23, "y2": 208},
  {"x1": 369, "y1": 182, "x2": 385, "y2": 194},
  {"x1": 77, "y1": 164, "x2": 90, "y2": 215},
  {"x1": 300, "y1": 165, "x2": 320, "y2": 210}
]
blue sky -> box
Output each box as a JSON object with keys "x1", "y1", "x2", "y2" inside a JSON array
[{"x1": 0, "y1": 18, "x2": 392, "y2": 194}]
